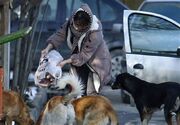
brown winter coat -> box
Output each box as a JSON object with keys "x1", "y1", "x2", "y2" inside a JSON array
[{"x1": 46, "y1": 4, "x2": 111, "y2": 85}]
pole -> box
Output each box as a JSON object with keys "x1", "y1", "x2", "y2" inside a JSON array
[
  {"x1": 0, "y1": 0, "x2": 10, "y2": 91},
  {"x1": 0, "y1": 67, "x2": 4, "y2": 122}
]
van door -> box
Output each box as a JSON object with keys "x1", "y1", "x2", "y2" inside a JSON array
[{"x1": 124, "y1": 10, "x2": 180, "y2": 83}]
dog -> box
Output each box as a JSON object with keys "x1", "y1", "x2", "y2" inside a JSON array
[
  {"x1": 72, "y1": 95, "x2": 118, "y2": 125},
  {"x1": 35, "y1": 73, "x2": 82, "y2": 125},
  {"x1": 3, "y1": 91, "x2": 34, "y2": 125},
  {"x1": 36, "y1": 73, "x2": 118, "y2": 125},
  {"x1": 111, "y1": 73, "x2": 180, "y2": 125}
]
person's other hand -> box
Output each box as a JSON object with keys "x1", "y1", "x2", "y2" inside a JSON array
[
  {"x1": 41, "y1": 43, "x2": 53, "y2": 58},
  {"x1": 41, "y1": 48, "x2": 49, "y2": 58},
  {"x1": 57, "y1": 58, "x2": 72, "y2": 68},
  {"x1": 57, "y1": 60, "x2": 67, "y2": 68}
]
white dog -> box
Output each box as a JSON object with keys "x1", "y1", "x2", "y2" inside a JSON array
[
  {"x1": 36, "y1": 73, "x2": 84, "y2": 125},
  {"x1": 36, "y1": 73, "x2": 118, "y2": 125}
]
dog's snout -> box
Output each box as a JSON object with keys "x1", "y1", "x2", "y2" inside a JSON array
[
  {"x1": 111, "y1": 80, "x2": 120, "y2": 90},
  {"x1": 108, "y1": 78, "x2": 116, "y2": 89},
  {"x1": 111, "y1": 83, "x2": 116, "y2": 89},
  {"x1": 111, "y1": 82, "x2": 117, "y2": 90}
]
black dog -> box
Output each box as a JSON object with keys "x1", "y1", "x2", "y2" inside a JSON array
[{"x1": 112, "y1": 73, "x2": 180, "y2": 125}]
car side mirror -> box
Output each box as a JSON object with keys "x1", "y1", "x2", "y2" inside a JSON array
[
  {"x1": 112, "y1": 23, "x2": 123, "y2": 33},
  {"x1": 177, "y1": 47, "x2": 180, "y2": 56}
]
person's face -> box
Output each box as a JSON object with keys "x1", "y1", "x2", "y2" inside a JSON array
[
  {"x1": 73, "y1": 11, "x2": 91, "y2": 32},
  {"x1": 73, "y1": 20, "x2": 89, "y2": 32}
]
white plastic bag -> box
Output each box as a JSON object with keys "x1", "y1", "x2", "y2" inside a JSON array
[{"x1": 34, "y1": 50, "x2": 63, "y2": 87}]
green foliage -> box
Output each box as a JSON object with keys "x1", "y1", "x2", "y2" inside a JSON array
[{"x1": 0, "y1": 27, "x2": 32, "y2": 45}]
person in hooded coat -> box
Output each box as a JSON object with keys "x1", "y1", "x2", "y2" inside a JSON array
[{"x1": 41, "y1": 4, "x2": 112, "y2": 95}]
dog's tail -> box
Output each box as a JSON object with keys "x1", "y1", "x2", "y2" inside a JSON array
[{"x1": 56, "y1": 73, "x2": 84, "y2": 100}]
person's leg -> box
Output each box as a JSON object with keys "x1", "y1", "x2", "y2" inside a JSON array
[{"x1": 86, "y1": 72, "x2": 100, "y2": 95}]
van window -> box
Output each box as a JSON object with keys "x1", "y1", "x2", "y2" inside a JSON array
[
  {"x1": 129, "y1": 13, "x2": 180, "y2": 56},
  {"x1": 99, "y1": 0, "x2": 116, "y2": 21},
  {"x1": 38, "y1": 0, "x2": 58, "y2": 21}
]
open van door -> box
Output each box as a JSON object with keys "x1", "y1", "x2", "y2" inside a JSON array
[{"x1": 123, "y1": 10, "x2": 180, "y2": 83}]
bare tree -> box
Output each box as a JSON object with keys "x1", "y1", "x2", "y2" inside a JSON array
[{"x1": 12, "y1": 0, "x2": 42, "y2": 95}]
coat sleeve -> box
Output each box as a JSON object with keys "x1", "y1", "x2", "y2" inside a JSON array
[
  {"x1": 46, "y1": 21, "x2": 69, "y2": 49},
  {"x1": 70, "y1": 31, "x2": 103, "y2": 66}
]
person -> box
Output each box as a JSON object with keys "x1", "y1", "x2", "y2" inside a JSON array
[{"x1": 41, "y1": 4, "x2": 112, "y2": 95}]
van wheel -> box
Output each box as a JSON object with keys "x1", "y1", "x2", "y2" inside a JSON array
[{"x1": 110, "y1": 49, "x2": 126, "y2": 80}]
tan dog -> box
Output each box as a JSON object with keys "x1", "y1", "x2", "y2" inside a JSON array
[
  {"x1": 36, "y1": 96, "x2": 75, "y2": 125},
  {"x1": 72, "y1": 95, "x2": 118, "y2": 125},
  {"x1": 3, "y1": 91, "x2": 34, "y2": 125},
  {"x1": 36, "y1": 73, "x2": 118, "y2": 125}
]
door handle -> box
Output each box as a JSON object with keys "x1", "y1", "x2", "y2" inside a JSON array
[{"x1": 133, "y1": 63, "x2": 144, "y2": 69}]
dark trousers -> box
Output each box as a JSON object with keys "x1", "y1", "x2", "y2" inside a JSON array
[{"x1": 74, "y1": 64, "x2": 90, "y2": 95}]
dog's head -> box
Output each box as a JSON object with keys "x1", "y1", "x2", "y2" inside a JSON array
[{"x1": 111, "y1": 73, "x2": 130, "y2": 89}]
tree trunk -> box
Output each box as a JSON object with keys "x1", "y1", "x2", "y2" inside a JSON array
[{"x1": 12, "y1": 0, "x2": 41, "y2": 95}]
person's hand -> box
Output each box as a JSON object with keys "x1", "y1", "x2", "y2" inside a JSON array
[
  {"x1": 57, "y1": 58, "x2": 72, "y2": 68},
  {"x1": 41, "y1": 48, "x2": 49, "y2": 58},
  {"x1": 57, "y1": 61, "x2": 67, "y2": 68},
  {"x1": 41, "y1": 43, "x2": 53, "y2": 58}
]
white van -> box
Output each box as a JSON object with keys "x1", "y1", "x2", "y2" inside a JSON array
[{"x1": 124, "y1": 10, "x2": 180, "y2": 83}]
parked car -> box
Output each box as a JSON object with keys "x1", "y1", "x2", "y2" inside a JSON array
[
  {"x1": 124, "y1": 0, "x2": 180, "y2": 82},
  {"x1": 11, "y1": 0, "x2": 129, "y2": 81},
  {"x1": 124, "y1": 10, "x2": 180, "y2": 83},
  {"x1": 121, "y1": 0, "x2": 180, "y2": 103}
]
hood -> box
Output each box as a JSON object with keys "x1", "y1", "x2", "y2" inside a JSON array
[
  {"x1": 78, "y1": 4, "x2": 93, "y2": 17},
  {"x1": 70, "y1": 4, "x2": 94, "y2": 37}
]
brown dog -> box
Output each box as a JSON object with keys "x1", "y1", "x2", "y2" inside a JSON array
[
  {"x1": 3, "y1": 91, "x2": 34, "y2": 125},
  {"x1": 72, "y1": 95, "x2": 118, "y2": 125},
  {"x1": 36, "y1": 95, "x2": 118, "y2": 125},
  {"x1": 36, "y1": 96, "x2": 75, "y2": 125},
  {"x1": 36, "y1": 73, "x2": 118, "y2": 125}
]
